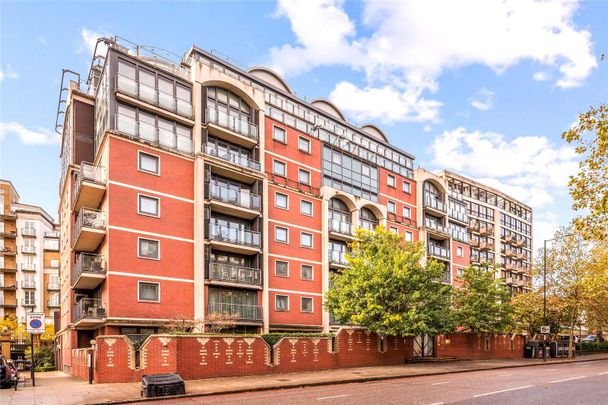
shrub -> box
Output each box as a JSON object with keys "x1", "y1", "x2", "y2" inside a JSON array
[
  {"x1": 579, "y1": 341, "x2": 608, "y2": 351},
  {"x1": 25, "y1": 345, "x2": 55, "y2": 371}
]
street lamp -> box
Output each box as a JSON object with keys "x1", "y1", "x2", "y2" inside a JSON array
[{"x1": 542, "y1": 233, "x2": 574, "y2": 361}]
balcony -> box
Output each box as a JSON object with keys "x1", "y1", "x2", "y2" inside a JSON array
[
  {"x1": 208, "y1": 262, "x2": 262, "y2": 288},
  {"x1": 45, "y1": 231, "x2": 60, "y2": 238},
  {"x1": 427, "y1": 244, "x2": 450, "y2": 260},
  {"x1": 20, "y1": 263, "x2": 36, "y2": 272},
  {"x1": 72, "y1": 208, "x2": 106, "y2": 252},
  {"x1": 21, "y1": 246, "x2": 36, "y2": 254},
  {"x1": 205, "y1": 107, "x2": 258, "y2": 147},
  {"x1": 424, "y1": 217, "x2": 450, "y2": 237},
  {"x1": 423, "y1": 196, "x2": 447, "y2": 214},
  {"x1": 0, "y1": 231, "x2": 16, "y2": 239},
  {"x1": 0, "y1": 283, "x2": 17, "y2": 291},
  {"x1": 505, "y1": 277, "x2": 514, "y2": 285},
  {"x1": 20, "y1": 228, "x2": 36, "y2": 238},
  {"x1": 467, "y1": 219, "x2": 480, "y2": 232},
  {"x1": 21, "y1": 299, "x2": 36, "y2": 308},
  {"x1": 206, "y1": 182, "x2": 261, "y2": 219},
  {"x1": 504, "y1": 248, "x2": 517, "y2": 259},
  {"x1": 47, "y1": 299, "x2": 60, "y2": 308},
  {"x1": 0, "y1": 247, "x2": 16, "y2": 256},
  {"x1": 116, "y1": 74, "x2": 193, "y2": 119},
  {"x1": 270, "y1": 175, "x2": 321, "y2": 197},
  {"x1": 47, "y1": 283, "x2": 60, "y2": 291},
  {"x1": 72, "y1": 253, "x2": 106, "y2": 290},
  {"x1": 43, "y1": 239, "x2": 59, "y2": 251},
  {"x1": 207, "y1": 301, "x2": 263, "y2": 323},
  {"x1": 328, "y1": 219, "x2": 355, "y2": 240},
  {"x1": 479, "y1": 225, "x2": 494, "y2": 236},
  {"x1": 448, "y1": 190, "x2": 464, "y2": 201},
  {"x1": 387, "y1": 212, "x2": 417, "y2": 228},
  {"x1": 328, "y1": 249, "x2": 349, "y2": 267},
  {"x1": 479, "y1": 241, "x2": 493, "y2": 251},
  {"x1": 0, "y1": 211, "x2": 16, "y2": 221},
  {"x1": 515, "y1": 238, "x2": 526, "y2": 248},
  {"x1": 207, "y1": 223, "x2": 261, "y2": 254},
  {"x1": 115, "y1": 113, "x2": 193, "y2": 155},
  {"x1": 0, "y1": 299, "x2": 17, "y2": 308},
  {"x1": 448, "y1": 209, "x2": 468, "y2": 224},
  {"x1": 503, "y1": 234, "x2": 515, "y2": 243},
  {"x1": 516, "y1": 252, "x2": 526, "y2": 260},
  {"x1": 73, "y1": 163, "x2": 107, "y2": 212},
  {"x1": 20, "y1": 281, "x2": 36, "y2": 289},
  {"x1": 503, "y1": 262, "x2": 517, "y2": 271},
  {"x1": 203, "y1": 144, "x2": 261, "y2": 174},
  {"x1": 470, "y1": 238, "x2": 479, "y2": 247},
  {"x1": 450, "y1": 228, "x2": 469, "y2": 243},
  {"x1": 0, "y1": 266, "x2": 17, "y2": 273},
  {"x1": 73, "y1": 298, "x2": 106, "y2": 328}
]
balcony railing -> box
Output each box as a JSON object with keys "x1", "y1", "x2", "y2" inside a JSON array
[
  {"x1": 47, "y1": 283, "x2": 60, "y2": 290},
  {"x1": 21, "y1": 246, "x2": 36, "y2": 254},
  {"x1": 44, "y1": 239, "x2": 59, "y2": 251},
  {"x1": 203, "y1": 144, "x2": 261, "y2": 171},
  {"x1": 72, "y1": 253, "x2": 106, "y2": 285},
  {"x1": 328, "y1": 219, "x2": 354, "y2": 236},
  {"x1": 47, "y1": 299, "x2": 60, "y2": 307},
  {"x1": 0, "y1": 299, "x2": 17, "y2": 307},
  {"x1": 479, "y1": 225, "x2": 494, "y2": 235},
  {"x1": 116, "y1": 113, "x2": 193, "y2": 155},
  {"x1": 207, "y1": 223, "x2": 261, "y2": 248},
  {"x1": 207, "y1": 301, "x2": 263, "y2": 321},
  {"x1": 0, "y1": 284, "x2": 17, "y2": 290},
  {"x1": 21, "y1": 299, "x2": 36, "y2": 307},
  {"x1": 386, "y1": 212, "x2": 417, "y2": 228},
  {"x1": 424, "y1": 217, "x2": 448, "y2": 234},
  {"x1": 428, "y1": 244, "x2": 450, "y2": 260},
  {"x1": 328, "y1": 249, "x2": 348, "y2": 266},
  {"x1": 0, "y1": 247, "x2": 16, "y2": 256},
  {"x1": 21, "y1": 281, "x2": 36, "y2": 289},
  {"x1": 269, "y1": 174, "x2": 321, "y2": 197},
  {"x1": 448, "y1": 209, "x2": 468, "y2": 223},
  {"x1": 207, "y1": 182, "x2": 261, "y2": 211},
  {"x1": 73, "y1": 208, "x2": 106, "y2": 238},
  {"x1": 73, "y1": 162, "x2": 107, "y2": 207},
  {"x1": 21, "y1": 228, "x2": 36, "y2": 237},
  {"x1": 21, "y1": 263, "x2": 36, "y2": 271},
  {"x1": 423, "y1": 195, "x2": 447, "y2": 213},
  {"x1": 450, "y1": 228, "x2": 469, "y2": 243},
  {"x1": 0, "y1": 231, "x2": 17, "y2": 238},
  {"x1": 116, "y1": 74, "x2": 193, "y2": 118},
  {"x1": 359, "y1": 219, "x2": 378, "y2": 232},
  {"x1": 73, "y1": 298, "x2": 106, "y2": 322},
  {"x1": 45, "y1": 231, "x2": 60, "y2": 238},
  {"x1": 205, "y1": 107, "x2": 258, "y2": 141},
  {"x1": 208, "y1": 262, "x2": 262, "y2": 286},
  {"x1": 479, "y1": 241, "x2": 493, "y2": 251},
  {"x1": 448, "y1": 190, "x2": 464, "y2": 201}
]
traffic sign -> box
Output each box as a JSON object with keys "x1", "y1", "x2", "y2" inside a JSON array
[
  {"x1": 26, "y1": 312, "x2": 46, "y2": 334},
  {"x1": 540, "y1": 325, "x2": 550, "y2": 334}
]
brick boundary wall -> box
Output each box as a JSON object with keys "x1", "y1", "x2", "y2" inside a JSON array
[
  {"x1": 82, "y1": 328, "x2": 523, "y2": 383},
  {"x1": 70, "y1": 348, "x2": 92, "y2": 381}
]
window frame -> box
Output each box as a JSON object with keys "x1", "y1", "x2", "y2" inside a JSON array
[
  {"x1": 300, "y1": 297, "x2": 314, "y2": 313},
  {"x1": 300, "y1": 232, "x2": 313, "y2": 248},
  {"x1": 137, "y1": 194, "x2": 160, "y2": 218},
  {"x1": 272, "y1": 159, "x2": 287, "y2": 177},
  {"x1": 275, "y1": 294, "x2": 289, "y2": 311},
  {"x1": 275, "y1": 260, "x2": 289, "y2": 277},
  {"x1": 298, "y1": 168, "x2": 311, "y2": 185},
  {"x1": 274, "y1": 192, "x2": 289, "y2": 210},
  {"x1": 457, "y1": 246, "x2": 464, "y2": 257},
  {"x1": 405, "y1": 231, "x2": 413, "y2": 242},
  {"x1": 275, "y1": 226, "x2": 289, "y2": 243},
  {"x1": 402, "y1": 206, "x2": 411, "y2": 219},
  {"x1": 298, "y1": 136, "x2": 311, "y2": 153},
  {"x1": 137, "y1": 237, "x2": 160, "y2": 260},
  {"x1": 390, "y1": 226, "x2": 398, "y2": 234},
  {"x1": 387, "y1": 200, "x2": 396, "y2": 214},
  {"x1": 300, "y1": 199, "x2": 313, "y2": 216},
  {"x1": 402, "y1": 181, "x2": 411, "y2": 194},
  {"x1": 272, "y1": 125, "x2": 287, "y2": 144},
  {"x1": 137, "y1": 281, "x2": 161, "y2": 303},
  {"x1": 138, "y1": 150, "x2": 161, "y2": 176},
  {"x1": 387, "y1": 174, "x2": 396, "y2": 188},
  {"x1": 300, "y1": 264, "x2": 314, "y2": 281}
]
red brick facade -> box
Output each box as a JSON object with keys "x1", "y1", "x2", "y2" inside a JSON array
[{"x1": 435, "y1": 333, "x2": 525, "y2": 360}]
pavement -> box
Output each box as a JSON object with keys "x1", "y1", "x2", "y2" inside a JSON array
[{"x1": 1, "y1": 353, "x2": 607, "y2": 405}]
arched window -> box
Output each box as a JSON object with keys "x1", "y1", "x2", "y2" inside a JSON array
[
  {"x1": 206, "y1": 86, "x2": 253, "y2": 124},
  {"x1": 329, "y1": 198, "x2": 350, "y2": 224},
  {"x1": 359, "y1": 207, "x2": 378, "y2": 231}
]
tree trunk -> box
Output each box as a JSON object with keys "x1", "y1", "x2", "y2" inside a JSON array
[{"x1": 568, "y1": 323, "x2": 575, "y2": 359}]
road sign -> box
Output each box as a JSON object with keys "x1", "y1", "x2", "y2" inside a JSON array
[
  {"x1": 540, "y1": 325, "x2": 550, "y2": 334},
  {"x1": 26, "y1": 312, "x2": 46, "y2": 334}
]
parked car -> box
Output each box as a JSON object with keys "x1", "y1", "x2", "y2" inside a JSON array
[
  {"x1": 582, "y1": 335, "x2": 597, "y2": 343},
  {"x1": 0, "y1": 355, "x2": 19, "y2": 388}
]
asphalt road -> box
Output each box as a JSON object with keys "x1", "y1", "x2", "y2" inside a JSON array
[{"x1": 142, "y1": 359, "x2": 608, "y2": 405}]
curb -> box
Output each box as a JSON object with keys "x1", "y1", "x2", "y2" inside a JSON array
[{"x1": 91, "y1": 355, "x2": 608, "y2": 404}]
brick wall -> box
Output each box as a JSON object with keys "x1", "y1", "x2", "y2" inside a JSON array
[
  {"x1": 70, "y1": 348, "x2": 91, "y2": 381},
  {"x1": 435, "y1": 333, "x2": 525, "y2": 360}
]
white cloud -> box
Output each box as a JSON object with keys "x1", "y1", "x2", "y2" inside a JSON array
[
  {"x1": 428, "y1": 127, "x2": 579, "y2": 209},
  {"x1": 0, "y1": 122, "x2": 59, "y2": 145},
  {"x1": 0, "y1": 65, "x2": 19, "y2": 82},
  {"x1": 533, "y1": 211, "x2": 560, "y2": 250},
  {"x1": 533, "y1": 71, "x2": 549, "y2": 81},
  {"x1": 268, "y1": 0, "x2": 596, "y2": 123},
  {"x1": 78, "y1": 28, "x2": 108, "y2": 57},
  {"x1": 469, "y1": 88, "x2": 494, "y2": 111}
]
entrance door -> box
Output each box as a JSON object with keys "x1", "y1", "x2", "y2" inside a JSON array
[{"x1": 413, "y1": 334, "x2": 435, "y2": 358}]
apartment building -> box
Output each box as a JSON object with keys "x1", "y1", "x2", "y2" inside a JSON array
[
  {"x1": 439, "y1": 171, "x2": 533, "y2": 295},
  {"x1": 54, "y1": 37, "x2": 530, "y2": 371},
  {"x1": 0, "y1": 180, "x2": 60, "y2": 325}
]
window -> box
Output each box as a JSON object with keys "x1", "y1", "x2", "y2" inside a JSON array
[
  {"x1": 275, "y1": 295, "x2": 289, "y2": 311},
  {"x1": 138, "y1": 195, "x2": 160, "y2": 217},
  {"x1": 24, "y1": 290, "x2": 35, "y2": 305},
  {"x1": 387, "y1": 201, "x2": 396, "y2": 214},
  {"x1": 301, "y1": 232, "x2": 313, "y2": 248},
  {"x1": 323, "y1": 145, "x2": 379, "y2": 202},
  {"x1": 275, "y1": 192, "x2": 288, "y2": 209},
  {"x1": 275, "y1": 226, "x2": 288, "y2": 243},
  {"x1": 273, "y1": 160, "x2": 287, "y2": 177},
  {"x1": 301, "y1": 297, "x2": 313, "y2": 313},
  {"x1": 298, "y1": 169, "x2": 311, "y2": 185},
  {"x1": 301, "y1": 265, "x2": 313, "y2": 280},
  {"x1": 402, "y1": 181, "x2": 411, "y2": 194},
  {"x1": 298, "y1": 136, "x2": 311, "y2": 153},
  {"x1": 457, "y1": 268, "x2": 464, "y2": 278},
  {"x1": 387, "y1": 175, "x2": 396, "y2": 188},
  {"x1": 273, "y1": 126, "x2": 286, "y2": 143},
  {"x1": 402, "y1": 206, "x2": 411, "y2": 218},
  {"x1": 138, "y1": 281, "x2": 160, "y2": 302},
  {"x1": 457, "y1": 246, "x2": 464, "y2": 257},
  {"x1": 138, "y1": 238, "x2": 160, "y2": 259},
  {"x1": 390, "y1": 226, "x2": 398, "y2": 234},
  {"x1": 275, "y1": 260, "x2": 289, "y2": 277},
  {"x1": 139, "y1": 151, "x2": 160, "y2": 175},
  {"x1": 405, "y1": 231, "x2": 413, "y2": 242},
  {"x1": 300, "y1": 200, "x2": 313, "y2": 216}
]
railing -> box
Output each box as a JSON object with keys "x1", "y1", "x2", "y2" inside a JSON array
[
  {"x1": 72, "y1": 253, "x2": 106, "y2": 284},
  {"x1": 0, "y1": 299, "x2": 17, "y2": 306},
  {"x1": 0, "y1": 231, "x2": 16, "y2": 238},
  {"x1": 47, "y1": 299, "x2": 60, "y2": 307},
  {"x1": 116, "y1": 74, "x2": 193, "y2": 118},
  {"x1": 328, "y1": 219, "x2": 354, "y2": 236},
  {"x1": 0, "y1": 247, "x2": 16, "y2": 255},
  {"x1": 21, "y1": 281, "x2": 36, "y2": 289},
  {"x1": 207, "y1": 301, "x2": 263, "y2": 321},
  {"x1": 479, "y1": 241, "x2": 493, "y2": 250},
  {"x1": 203, "y1": 144, "x2": 261, "y2": 171},
  {"x1": 448, "y1": 209, "x2": 468, "y2": 223},
  {"x1": 208, "y1": 262, "x2": 262, "y2": 286},
  {"x1": 44, "y1": 240, "x2": 59, "y2": 250},
  {"x1": 115, "y1": 113, "x2": 193, "y2": 155},
  {"x1": 21, "y1": 228, "x2": 36, "y2": 237},
  {"x1": 328, "y1": 249, "x2": 348, "y2": 266},
  {"x1": 479, "y1": 225, "x2": 494, "y2": 235},
  {"x1": 269, "y1": 174, "x2": 321, "y2": 197},
  {"x1": 207, "y1": 182, "x2": 261, "y2": 211},
  {"x1": 423, "y1": 195, "x2": 447, "y2": 213},
  {"x1": 387, "y1": 212, "x2": 417, "y2": 228},
  {"x1": 428, "y1": 244, "x2": 450, "y2": 259},
  {"x1": 47, "y1": 283, "x2": 60, "y2": 290},
  {"x1": 0, "y1": 284, "x2": 16, "y2": 290},
  {"x1": 45, "y1": 231, "x2": 60, "y2": 238},
  {"x1": 21, "y1": 246, "x2": 36, "y2": 254},
  {"x1": 73, "y1": 208, "x2": 106, "y2": 239},
  {"x1": 448, "y1": 190, "x2": 464, "y2": 201},
  {"x1": 450, "y1": 228, "x2": 469, "y2": 243},
  {"x1": 21, "y1": 263, "x2": 36, "y2": 271},
  {"x1": 207, "y1": 223, "x2": 261, "y2": 248},
  {"x1": 21, "y1": 299, "x2": 36, "y2": 307},
  {"x1": 73, "y1": 162, "x2": 107, "y2": 205},
  {"x1": 206, "y1": 107, "x2": 258, "y2": 140},
  {"x1": 359, "y1": 219, "x2": 378, "y2": 232},
  {"x1": 424, "y1": 217, "x2": 448, "y2": 234},
  {"x1": 73, "y1": 298, "x2": 105, "y2": 322}
]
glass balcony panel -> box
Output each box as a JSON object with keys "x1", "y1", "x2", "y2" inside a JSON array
[
  {"x1": 176, "y1": 99, "x2": 193, "y2": 118},
  {"x1": 139, "y1": 83, "x2": 158, "y2": 105},
  {"x1": 158, "y1": 90, "x2": 176, "y2": 111},
  {"x1": 207, "y1": 301, "x2": 262, "y2": 321},
  {"x1": 208, "y1": 262, "x2": 261, "y2": 286},
  {"x1": 159, "y1": 128, "x2": 176, "y2": 148},
  {"x1": 116, "y1": 114, "x2": 137, "y2": 136},
  {"x1": 117, "y1": 74, "x2": 138, "y2": 97},
  {"x1": 139, "y1": 121, "x2": 158, "y2": 142},
  {"x1": 176, "y1": 135, "x2": 192, "y2": 154}
]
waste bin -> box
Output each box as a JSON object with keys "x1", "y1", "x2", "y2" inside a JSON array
[
  {"x1": 524, "y1": 340, "x2": 547, "y2": 359},
  {"x1": 141, "y1": 373, "x2": 185, "y2": 398}
]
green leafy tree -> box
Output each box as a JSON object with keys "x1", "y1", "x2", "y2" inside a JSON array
[
  {"x1": 325, "y1": 227, "x2": 456, "y2": 336},
  {"x1": 510, "y1": 290, "x2": 569, "y2": 338},
  {"x1": 453, "y1": 265, "x2": 513, "y2": 333}
]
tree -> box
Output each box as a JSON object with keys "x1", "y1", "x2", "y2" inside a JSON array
[
  {"x1": 0, "y1": 314, "x2": 19, "y2": 334},
  {"x1": 41, "y1": 324, "x2": 55, "y2": 342},
  {"x1": 453, "y1": 265, "x2": 513, "y2": 334},
  {"x1": 562, "y1": 104, "x2": 608, "y2": 241},
  {"x1": 510, "y1": 290, "x2": 569, "y2": 338},
  {"x1": 583, "y1": 241, "x2": 608, "y2": 341},
  {"x1": 161, "y1": 315, "x2": 202, "y2": 334},
  {"x1": 325, "y1": 227, "x2": 456, "y2": 337},
  {"x1": 206, "y1": 313, "x2": 240, "y2": 334}
]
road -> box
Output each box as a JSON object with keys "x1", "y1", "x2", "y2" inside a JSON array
[{"x1": 141, "y1": 359, "x2": 608, "y2": 405}]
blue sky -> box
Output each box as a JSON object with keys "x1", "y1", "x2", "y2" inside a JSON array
[{"x1": 1, "y1": 0, "x2": 606, "y2": 247}]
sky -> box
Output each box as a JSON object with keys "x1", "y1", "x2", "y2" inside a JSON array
[{"x1": 1, "y1": 0, "x2": 606, "y2": 249}]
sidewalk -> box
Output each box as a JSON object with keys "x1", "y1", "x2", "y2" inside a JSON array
[{"x1": 3, "y1": 353, "x2": 607, "y2": 405}]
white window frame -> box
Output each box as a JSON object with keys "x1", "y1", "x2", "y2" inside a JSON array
[
  {"x1": 405, "y1": 231, "x2": 413, "y2": 242},
  {"x1": 298, "y1": 136, "x2": 311, "y2": 153},
  {"x1": 300, "y1": 232, "x2": 313, "y2": 248},
  {"x1": 275, "y1": 294, "x2": 289, "y2": 311},
  {"x1": 274, "y1": 192, "x2": 289, "y2": 210},
  {"x1": 300, "y1": 199, "x2": 313, "y2": 216},
  {"x1": 402, "y1": 181, "x2": 411, "y2": 194},
  {"x1": 275, "y1": 226, "x2": 289, "y2": 243},
  {"x1": 138, "y1": 151, "x2": 161, "y2": 176},
  {"x1": 137, "y1": 281, "x2": 160, "y2": 303},
  {"x1": 298, "y1": 168, "x2": 311, "y2": 185},
  {"x1": 300, "y1": 264, "x2": 314, "y2": 281},
  {"x1": 138, "y1": 237, "x2": 160, "y2": 260},
  {"x1": 275, "y1": 260, "x2": 289, "y2": 277},
  {"x1": 457, "y1": 246, "x2": 464, "y2": 257},
  {"x1": 273, "y1": 159, "x2": 287, "y2": 177},
  {"x1": 390, "y1": 226, "x2": 398, "y2": 234},
  {"x1": 138, "y1": 194, "x2": 160, "y2": 218},
  {"x1": 300, "y1": 297, "x2": 314, "y2": 313},
  {"x1": 387, "y1": 174, "x2": 396, "y2": 188},
  {"x1": 387, "y1": 200, "x2": 396, "y2": 214},
  {"x1": 402, "y1": 206, "x2": 411, "y2": 219},
  {"x1": 272, "y1": 125, "x2": 287, "y2": 143}
]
